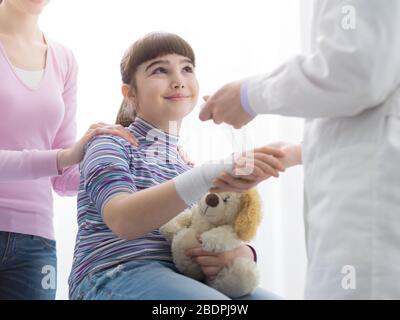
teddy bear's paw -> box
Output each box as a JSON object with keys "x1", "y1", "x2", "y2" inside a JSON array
[
  {"x1": 201, "y1": 240, "x2": 220, "y2": 252},
  {"x1": 200, "y1": 233, "x2": 226, "y2": 252},
  {"x1": 208, "y1": 257, "x2": 259, "y2": 298},
  {"x1": 159, "y1": 211, "x2": 193, "y2": 241},
  {"x1": 159, "y1": 222, "x2": 181, "y2": 241},
  {"x1": 173, "y1": 228, "x2": 200, "y2": 249},
  {"x1": 200, "y1": 228, "x2": 241, "y2": 252},
  {"x1": 170, "y1": 228, "x2": 203, "y2": 279}
]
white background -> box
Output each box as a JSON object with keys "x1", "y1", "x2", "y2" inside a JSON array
[{"x1": 40, "y1": 0, "x2": 308, "y2": 300}]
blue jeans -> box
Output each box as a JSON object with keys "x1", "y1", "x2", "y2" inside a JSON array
[
  {"x1": 70, "y1": 259, "x2": 281, "y2": 300},
  {"x1": 0, "y1": 231, "x2": 57, "y2": 300}
]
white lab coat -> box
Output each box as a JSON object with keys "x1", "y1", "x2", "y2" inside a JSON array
[{"x1": 246, "y1": 0, "x2": 400, "y2": 299}]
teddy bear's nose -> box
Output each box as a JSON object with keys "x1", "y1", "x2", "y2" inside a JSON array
[{"x1": 205, "y1": 193, "x2": 220, "y2": 207}]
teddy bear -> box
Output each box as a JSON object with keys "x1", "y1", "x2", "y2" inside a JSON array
[{"x1": 159, "y1": 189, "x2": 262, "y2": 298}]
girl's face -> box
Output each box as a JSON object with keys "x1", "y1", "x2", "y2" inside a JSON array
[
  {"x1": 6, "y1": 0, "x2": 49, "y2": 15},
  {"x1": 125, "y1": 53, "x2": 199, "y2": 131}
]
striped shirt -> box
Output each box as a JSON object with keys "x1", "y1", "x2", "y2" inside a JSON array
[{"x1": 68, "y1": 117, "x2": 192, "y2": 296}]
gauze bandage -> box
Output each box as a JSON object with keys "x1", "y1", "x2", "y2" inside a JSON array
[{"x1": 173, "y1": 155, "x2": 235, "y2": 206}]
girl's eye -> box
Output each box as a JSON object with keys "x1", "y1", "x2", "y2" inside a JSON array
[
  {"x1": 183, "y1": 66, "x2": 194, "y2": 73},
  {"x1": 152, "y1": 67, "x2": 167, "y2": 75},
  {"x1": 223, "y1": 196, "x2": 230, "y2": 202}
]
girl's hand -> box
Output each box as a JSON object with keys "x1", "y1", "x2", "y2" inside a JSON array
[
  {"x1": 210, "y1": 146, "x2": 286, "y2": 193},
  {"x1": 185, "y1": 245, "x2": 255, "y2": 281},
  {"x1": 56, "y1": 123, "x2": 139, "y2": 171}
]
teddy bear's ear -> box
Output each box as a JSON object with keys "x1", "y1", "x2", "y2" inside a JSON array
[{"x1": 233, "y1": 189, "x2": 262, "y2": 241}]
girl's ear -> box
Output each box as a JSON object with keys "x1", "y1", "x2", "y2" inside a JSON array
[
  {"x1": 121, "y1": 84, "x2": 130, "y2": 98},
  {"x1": 122, "y1": 84, "x2": 138, "y2": 110},
  {"x1": 233, "y1": 189, "x2": 262, "y2": 241}
]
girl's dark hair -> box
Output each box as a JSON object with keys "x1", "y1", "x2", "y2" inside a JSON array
[{"x1": 115, "y1": 32, "x2": 196, "y2": 127}]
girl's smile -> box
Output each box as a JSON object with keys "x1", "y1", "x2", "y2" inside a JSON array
[{"x1": 164, "y1": 93, "x2": 191, "y2": 101}]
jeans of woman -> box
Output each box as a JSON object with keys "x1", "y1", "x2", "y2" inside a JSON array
[
  {"x1": 70, "y1": 259, "x2": 281, "y2": 300},
  {"x1": 0, "y1": 231, "x2": 57, "y2": 300}
]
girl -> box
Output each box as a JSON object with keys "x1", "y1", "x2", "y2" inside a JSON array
[
  {"x1": 0, "y1": 0, "x2": 137, "y2": 300},
  {"x1": 69, "y1": 32, "x2": 287, "y2": 300}
]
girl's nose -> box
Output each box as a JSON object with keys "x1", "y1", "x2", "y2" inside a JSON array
[{"x1": 173, "y1": 82, "x2": 185, "y2": 89}]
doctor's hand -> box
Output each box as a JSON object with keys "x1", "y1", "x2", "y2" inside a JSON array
[
  {"x1": 210, "y1": 143, "x2": 302, "y2": 193},
  {"x1": 185, "y1": 244, "x2": 255, "y2": 281},
  {"x1": 56, "y1": 123, "x2": 138, "y2": 171},
  {"x1": 210, "y1": 146, "x2": 286, "y2": 193},
  {"x1": 267, "y1": 142, "x2": 303, "y2": 169},
  {"x1": 199, "y1": 81, "x2": 255, "y2": 129}
]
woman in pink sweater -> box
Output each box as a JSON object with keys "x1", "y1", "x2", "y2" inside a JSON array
[{"x1": 0, "y1": 0, "x2": 137, "y2": 300}]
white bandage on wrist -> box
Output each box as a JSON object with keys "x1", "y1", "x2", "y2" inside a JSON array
[{"x1": 173, "y1": 155, "x2": 235, "y2": 206}]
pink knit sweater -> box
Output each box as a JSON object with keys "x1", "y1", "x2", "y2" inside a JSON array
[{"x1": 0, "y1": 37, "x2": 80, "y2": 240}]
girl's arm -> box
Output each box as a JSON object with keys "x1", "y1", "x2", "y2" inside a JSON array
[
  {"x1": 105, "y1": 149, "x2": 285, "y2": 241},
  {"x1": 83, "y1": 135, "x2": 285, "y2": 241},
  {"x1": 103, "y1": 180, "x2": 187, "y2": 240}
]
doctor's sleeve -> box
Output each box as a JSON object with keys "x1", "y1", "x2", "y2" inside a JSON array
[{"x1": 243, "y1": 0, "x2": 400, "y2": 118}]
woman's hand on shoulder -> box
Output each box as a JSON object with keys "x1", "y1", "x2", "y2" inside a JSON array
[{"x1": 57, "y1": 123, "x2": 139, "y2": 171}]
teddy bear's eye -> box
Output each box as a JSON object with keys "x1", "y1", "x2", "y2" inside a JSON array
[{"x1": 223, "y1": 196, "x2": 230, "y2": 202}]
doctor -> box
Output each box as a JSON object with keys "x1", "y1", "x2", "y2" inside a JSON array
[{"x1": 200, "y1": 0, "x2": 400, "y2": 299}]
